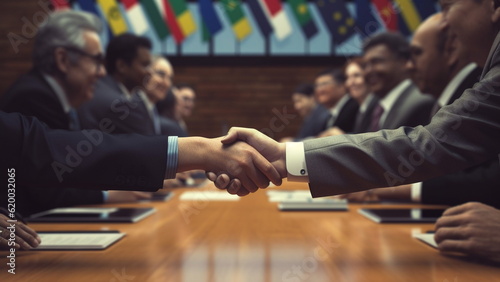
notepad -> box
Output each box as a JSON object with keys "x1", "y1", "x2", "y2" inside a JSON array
[
  {"x1": 27, "y1": 207, "x2": 156, "y2": 223},
  {"x1": 267, "y1": 190, "x2": 348, "y2": 211},
  {"x1": 180, "y1": 191, "x2": 240, "y2": 201},
  {"x1": 33, "y1": 231, "x2": 125, "y2": 250},
  {"x1": 413, "y1": 233, "x2": 438, "y2": 248}
]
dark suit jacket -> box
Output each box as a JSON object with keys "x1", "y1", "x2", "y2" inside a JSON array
[
  {"x1": 419, "y1": 66, "x2": 500, "y2": 207},
  {"x1": 0, "y1": 71, "x2": 106, "y2": 215},
  {"x1": 295, "y1": 105, "x2": 330, "y2": 140},
  {"x1": 381, "y1": 82, "x2": 435, "y2": 130},
  {"x1": 330, "y1": 97, "x2": 359, "y2": 133},
  {"x1": 0, "y1": 70, "x2": 71, "y2": 130},
  {"x1": 303, "y1": 31, "x2": 500, "y2": 197},
  {"x1": 160, "y1": 116, "x2": 188, "y2": 137},
  {"x1": 78, "y1": 75, "x2": 156, "y2": 135},
  {"x1": 0, "y1": 112, "x2": 166, "y2": 214}
]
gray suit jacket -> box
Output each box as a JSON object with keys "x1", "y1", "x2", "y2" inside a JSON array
[
  {"x1": 78, "y1": 75, "x2": 156, "y2": 135},
  {"x1": 381, "y1": 83, "x2": 435, "y2": 129},
  {"x1": 303, "y1": 31, "x2": 500, "y2": 197}
]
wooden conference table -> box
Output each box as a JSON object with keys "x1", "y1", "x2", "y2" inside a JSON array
[{"x1": 3, "y1": 181, "x2": 500, "y2": 282}]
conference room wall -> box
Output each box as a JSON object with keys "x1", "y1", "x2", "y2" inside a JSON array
[{"x1": 0, "y1": 0, "x2": 346, "y2": 140}]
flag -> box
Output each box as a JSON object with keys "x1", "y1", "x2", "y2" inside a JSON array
[
  {"x1": 247, "y1": 0, "x2": 273, "y2": 37},
  {"x1": 287, "y1": 0, "x2": 318, "y2": 39},
  {"x1": 258, "y1": 0, "x2": 292, "y2": 40},
  {"x1": 371, "y1": 0, "x2": 397, "y2": 31},
  {"x1": 164, "y1": 0, "x2": 197, "y2": 44},
  {"x1": 355, "y1": 0, "x2": 381, "y2": 38},
  {"x1": 76, "y1": 0, "x2": 114, "y2": 38},
  {"x1": 51, "y1": 0, "x2": 71, "y2": 10},
  {"x1": 121, "y1": 0, "x2": 149, "y2": 34},
  {"x1": 140, "y1": 0, "x2": 170, "y2": 39},
  {"x1": 96, "y1": 0, "x2": 129, "y2": 36},
  {"x1": 220, "y1": 0, "x2": 252, "y2": 41},
  {"x1": 316, "y1": 0, "x2": 356, "y2": 45},
  {"x1": 414, "y1": 0, "x2": 438, "y2": 21},
  {"x1": 162, "y1": 0, "x2": 186, "y2": 43},
  {"x1": 393, "y1": 0, "x2": 420, "y2": 33},
  {"x1": 199, "y1": 0, "x2": 223, "y2": 38}
]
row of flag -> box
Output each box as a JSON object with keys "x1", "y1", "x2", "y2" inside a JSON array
[{"x1": 51, "y1": 0, "x2": 438, "y2": 45}]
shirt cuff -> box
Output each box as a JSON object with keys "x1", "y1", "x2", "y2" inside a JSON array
[
  {"x1": 165, "y1": 136, "x2": 179, "y2": 179},
  {"x1": 102, "y1": 191, "x2": 108, "y2": 203},
  {"x1": 285, "y1": 142, "x2": 309, "y2": 182},
  {"x1": 411, "y1": 182, "x2": 422, "y2": 203}
]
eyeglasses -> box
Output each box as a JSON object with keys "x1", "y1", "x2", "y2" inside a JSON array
[{"x1": 64, "y1": 46, "x2": 105, "y2": 73}]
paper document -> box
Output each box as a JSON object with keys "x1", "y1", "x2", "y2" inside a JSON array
[
  {"x1": 34, "y1": 231, "x2": 125, "y2": 250},
  {"x1": 413, "y1": 233, "x2": 438, "y2": 248},
  {"x1": 180, "y1": 191, "x2": 240, "y2": 201}
]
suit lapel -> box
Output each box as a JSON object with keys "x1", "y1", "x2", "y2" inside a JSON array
[
  {"x1": 481, "y1": 31, "x2": 500, "y2": 79},
  {"x1": 382, "y1": 83, "x2": 414, "y2": 129}
]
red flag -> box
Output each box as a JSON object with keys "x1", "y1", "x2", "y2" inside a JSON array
[
  {"x1": 51, "y1": 0, "x2": 71, "y2": 10},
  {"x1": 371, "y1": 0, "x2": 397, "y2": 31}
]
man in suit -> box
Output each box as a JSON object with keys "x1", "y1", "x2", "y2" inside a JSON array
[
  {"x1": 361, "y1": 32, "x2": 435, "y2": 132},
  {"x1": 212, "y1": 0, "x2": 500, "y2": 262},
  {"x1": 314, "y1": 69, "x2": 359, "y2": 134},
  {"x1": 78, "y1": 33, "x2": 156, "y2": 135},
  {"x1": 0, "y1": 11, "x2": 153, "y2": 216},
  {"x1": 342, "y1": 13, "x2": 500, "y2": 208}
]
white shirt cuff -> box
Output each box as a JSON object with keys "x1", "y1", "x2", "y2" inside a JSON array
[
  {"x1": 411, "y1": 182, "x2": 422, "y2": 203},
  {"x1": 285, "y1": 142, "x2": 309, "y2": 182}
]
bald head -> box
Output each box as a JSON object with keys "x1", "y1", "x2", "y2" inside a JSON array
[{"x1": 409, "y1": 13, "x2": 467, "y2": 97}]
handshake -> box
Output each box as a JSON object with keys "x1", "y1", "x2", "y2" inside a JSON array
[{"x1": 179, "y1": 127, "x2": 288, "y2": 196}]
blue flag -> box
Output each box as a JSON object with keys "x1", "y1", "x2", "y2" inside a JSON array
[
  {"x1": 246, "y1": 0, "x2": 273, "y2": 37},
  {"x1": 76, "y1": 0, "x2": 113, "y2": 38},
  {"x1": 355, "y1": 0, "x2": 381, "y2": 38},
  {"x1": 315, "y1": 0, "x2": 356, "y2": 45},
  {"x1": 199, "y1": 0, "x2": 223, "y2": 36}
]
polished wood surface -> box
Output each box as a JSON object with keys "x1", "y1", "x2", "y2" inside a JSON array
[{"x1": 3, "y1": 181, "x2": 500, "y2": 282}]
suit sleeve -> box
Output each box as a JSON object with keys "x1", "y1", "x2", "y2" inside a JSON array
[
  {"x1": 1, "y1": 112, "x2": 168, "y2": 191},
  {"x1": 304, "y1": 49, "x2": 500, "y2": 197},
  {"x1": 421, "y1": 158, "x2": 500, "y2": 208}
]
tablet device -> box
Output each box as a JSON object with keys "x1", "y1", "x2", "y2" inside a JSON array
[
  {"x1": 358, "y1": 208, "x2": 445, "y2": 223},
  {"x1": 278, "y1": 201, "x2": 348, "y2": 211},
  {"x1": 27, "y1": 207, "x2": 156, "y2": 223}
]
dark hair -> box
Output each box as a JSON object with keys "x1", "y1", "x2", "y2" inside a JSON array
[
  {"x1": 293, "y1": 83, "x2": 315, "y2": 97},
  {"x1": 105, "y1": 33, "x2": 152, "y2": 74},
  {"x1": 316, "y1": 68, "x2": 347, "y2": 84},
  {"x1": 362, "y1": 32, "x2": 410, "y2": 60}
]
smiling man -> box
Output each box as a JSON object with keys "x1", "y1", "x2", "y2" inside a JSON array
[{"x1": 361, "y1": 32, "x2": 435, "y2": 132}]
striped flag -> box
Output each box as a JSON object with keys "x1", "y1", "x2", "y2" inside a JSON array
[
  {"x1": 163, "y1": 0, "x2": 197, "y2": 44},
  {"x1": 96, "y1": 0, "x2": 128, "y2": 35},
  {"x1": 355, "y1": 0, "x2": 381, "y2": 38},
  {"x1": 220, "y1": 0, "x2": 252, "y2": 41},
  {"x1": 393, "y1": 0, "x2": 420, "y2": 33},
  {"x1": 199, "y1": 0, "x2": 223, "y2": 38},
  {"x1": 51, "y1": 0, "x2": 71, "y2": 10},
  {"x1": 247, "y1": 0, "x2": 273, "y2": 37},
  {"x1": 316, "y1": 0, "x2": 356, "y2": 45},
  {"x1": 371, "y1": 0, "x2": 397, "y2": 31},
  {"x1": 140, "y1": 0, "x2": 170, "y2": 39},
  {"x1": 258, "y1": 0, "x2": 292, "y2": 40},
  {"x1": 76, "y1": 0, "x2": 114, "y2": 38},
  {"x1": 287, "y1": 0, "x2": 318, "y2": 39},
  {"x1": 121, "y1": 0, "x2": 149, "y2": 34}
]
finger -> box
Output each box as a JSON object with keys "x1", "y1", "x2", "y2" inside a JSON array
[
  {"x1": 15, "y1": 224, "x2": 40, "y2": 248},
  {"x1": 437, "y1": 239, "x2": 471, "y2": 254},
  {"x1": 221, "y1": 127, "x2": 255, "y2": 144},
  {"x1": 237, "y1": 173, "x2": 259, "y2": 193},
  {"x1": 435, "y1": 214, "x2": 466, "y2": 229},
  {"x1": 441, "y1": 202, "x2": 478, "y2": 216},
  {"x1": 0, "y1": 235, "x2": 20, "y2": 249},
  {"x1": 206, "y1": 171, "x2": 217, "y2": 182},
  {"x1": 19, "y1": 223, "x2": 41, "y2": 244},
  {"x1": 227, "y1": 180, "x2": 241, "y2": 194},
  {"x1": 252, "y1": 152, "x2": 282, "y2": 187},
  {"x1": 434, "y1": 227, "x2": 467, "y2": 244},
  {"x1": 214, "y1": 174, "x2": 231, "y2": 190}
]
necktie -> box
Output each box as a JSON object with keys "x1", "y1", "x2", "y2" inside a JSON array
[
  {"x1": 326, "y1": 114, "x2": 336, "y2": 128},
  {"x1": 369, "y1": 103, "x2": 384, "y2": 132},
  {"x1": 68, "y1": 109, "x2": 80, "y2": 131},
  {"x1": 152, "y1": 108, "x2": 161, "y2": 135}
]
